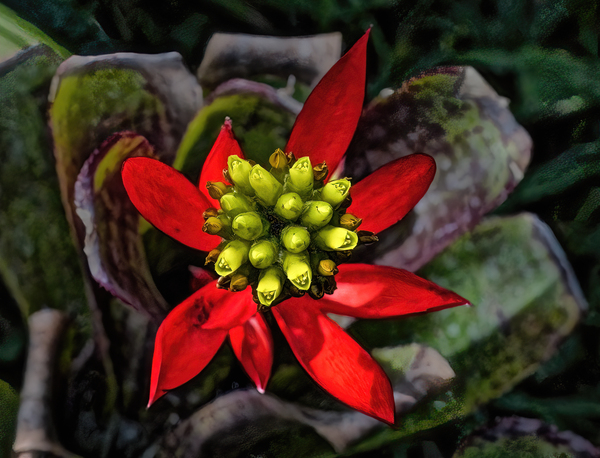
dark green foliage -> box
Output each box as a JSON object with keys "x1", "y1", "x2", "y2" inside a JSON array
[{"x1": 0, "y1": 46, "x2": 88, "y2": 319}]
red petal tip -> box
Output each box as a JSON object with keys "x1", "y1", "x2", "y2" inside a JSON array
[
  {"x1": 199, "y1": 118, "x2": 244, "y2": 202},
  {"x1": 380, "y1": 407, "x2": 396, "y2": 426},
  {"x1": 285, "y1": 30, "x2": 369, "y2": 176},
  {"x1": 273, "y1": 299, "x2": 395, "y2": 424}
]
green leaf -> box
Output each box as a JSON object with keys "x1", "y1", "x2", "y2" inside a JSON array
[
  {"x1": 455, "y1": 434, "x2": 576, "y2": 458},
  {"x1": 0, "y1": 3, "x2": 69, "y2": 61},
  {"x1": 0, "y1": 379, "x2": 18, "y2": 458},
  {"x1": 174, "y1": 93, "x2": 296, "y2": 177},
  {"x1": 347, "y1": 214, "x2": 584, "y2": 452},
  {"x1": 0, "y1": 45, "x2": 87, "y2": 318},
  {"x1": 499, "y1": 139, "x2": 600, "y2": 209}
]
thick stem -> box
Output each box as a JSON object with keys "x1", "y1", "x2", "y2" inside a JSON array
[{"x1": 13, "y1": 309, "x2": 80, "y2": 458}]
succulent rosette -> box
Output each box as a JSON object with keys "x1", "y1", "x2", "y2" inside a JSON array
[{"x1": 122, "y1": 30, "x2": 468, "y2": 424}]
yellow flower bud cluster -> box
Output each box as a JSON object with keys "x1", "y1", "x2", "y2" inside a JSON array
[{"x1": 202, "y1": 151, "x2": 373, "y2": 309}]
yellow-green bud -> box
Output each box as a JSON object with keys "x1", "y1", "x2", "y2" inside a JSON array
[
  {"x1": 205, "y1": 248, "x2": 221, "y2": 265},
  {"x1": 249, "y1": 240, "x2": 278, "y2": 269},
  {"x1": 216, "y1": 275, "x2": 231, "y2": 289},
  {"x1": 209, "y1": 214, "x2": 231, "y2": 238},
  {"x1": 313, "y1": 225, "x2": 358, "y2": 251},
  {"x1": 358, "y1": 230, "x2": 379, "y2": 245},
  {"x1": 274, "y1": 192, "x2": 303, "y2": 221},
  {"x1": 339, "y1": 213, "x2": 362, "y2": 231},
  {"x1": 203, "y1": 217, "x2": 224, "y2": 235},
  {"x1": 203, "y1": 208, "x2": 219, "y2": 220},
  {"x1": 228, "y1": 155, "x2": 255, "y2": 196},
  {"x1": 323, "y1": 275, "x2": 337, "y2": 295},
  {"x1": 317, "y1": 259, "x2": 338, "y2": 276},
  {"x1": 281, "y1": 225, "x2": 310, "y2": 253},
  {"x1": 269, "y1": 148, "x2": 288, "y2": 170},
  {"x1": 313, "y1": 161, "x2": 328, "y2": 182},
  {"x1": 232, "y1": 212, "x2": 265, "y2": 241},
  {"x1": 256, "y1": 266, "x2": 285, "y2": 307},
  {"x1": 320, "y1": 179, "x2": 351, "y2": 208},
  {"x1": 215, "y1": 240, "x2": 250, "y2": 276},
  {"x1": 309, "y1": 282, "x2": 324, "y2": 300},
  {"x1": 206, "y1": 181, "x2": 232, "y2": 200},
  {"x1": 218, "y1": 214, "x2": 231, "y2": 229},
  {"x1": 283, "y1": 251, "x2": 312, "y2": 290},
  {"x1": 285, "y1": 157, "x2": 314, "y2": 198},
  {"x1": 220, "y1": 192, "x2": 254, "y2": 218},
  {"x1": 229, "y1": 273, "x2": 249, "y2": 292},
  {"x1": 300, "y1": 201, "x2": 333, "y2": 230},
  {"x1": 249, "y1": 165, "x2": 283, "y2": 206},
  {"x1": 269, "y1": 148, "x2": 289, "y2": 183}
]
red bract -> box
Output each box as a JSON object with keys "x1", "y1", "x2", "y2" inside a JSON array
[{"x1": 122, "y1": 29, "x2": 468, "y2": 425}]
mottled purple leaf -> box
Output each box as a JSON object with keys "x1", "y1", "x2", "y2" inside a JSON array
[
  {"x1": 74, "y1": 132, "x2": 168, "y2": 322},
  {"x1": 152, "y1": 344, "x2": 454, "y2": 456},
  {"x1": 344, "y1": 66, "x2": 533, "y2": 271},
  {"x1": 49, "y1": 51, "x2": 202, "y2": 247},
  {"x1": 455, "y1": 417, "x2": 600, "y2": 458}
]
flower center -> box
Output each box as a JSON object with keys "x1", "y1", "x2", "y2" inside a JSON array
[{"x1": 203, "y1": 149, "x2": 377, "y2": 310}]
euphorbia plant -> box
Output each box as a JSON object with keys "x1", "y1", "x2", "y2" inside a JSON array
[{"x1": 122, "y1": 30, "x2": 468, "y2": 424}]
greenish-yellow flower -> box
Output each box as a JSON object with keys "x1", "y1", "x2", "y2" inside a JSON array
[
  {"x1": 232, "y1": 212, "x2": 265, "y2": 240},
  {"x1": 300, "y1": 201, "x2": 333, "y2": 230},
  {"x1": 215, "y1": 240, "x2": 250, "y2": 276},
  {"x1": 249, "y1": 239, "x2": 278, "y2": 269},
  {"x1": 285, "y1": 157, "x2": 314, "y2": 198},
  {"x1": 256, "y1": 267, "x2": 285, "y2": 307},
  {"x1": 249, "y1": 165, "x2": 283, "y2": 206},
  {"x1": 313, "y1": 225, "x2": 358, "y2": 251},
  {"x1": 320, "y1": 179, "x2": 351, "y2": 207},
  {"x1": 283, "y1": 251, "x2": 312, "y2": 290},
  {"x1": 281, "y1": 225, "x2": 310, "y2": 253},
  {"x1": 228, "y1": 155, "x2": 255, "y2": 196},
  {"x1": 274, "y1": 192, "x2": 303, "y2": 221},
  {"x1": 220, "y1": 192, "x2": 254, "y2": 218}
]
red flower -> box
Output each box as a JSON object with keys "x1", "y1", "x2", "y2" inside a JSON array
[{"x1": 122, "y1": 30, "x2": 468, "y2": 424}]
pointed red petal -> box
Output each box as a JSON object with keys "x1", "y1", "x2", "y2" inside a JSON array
[
  {"x1": 350, "y1": 153, "x2": 436, "y2": 233},
  {"x1": 148, "y1": 281, "x2": 256, "y2": 406},
  {"x1": 273, "y1": 297, "x2": 395, "y2": 424},
  {"x1": 122, "y1": 157, "x2": 218, "y2": 251},
  {"x1": 201, "y1": 287, "x2": 257, "y2": 330},
  {"x1": 319, "y1": 264, "x2": 469, "y2": 318},
  {"x1": 199, "y1": 119, "x2": 245, "y2": 204},
  {"x1": 285, "y1": 30, "x2": 369, "y2": 178},
  {"x1": 149, "y1": 287, "x2": 224, "y2": 406},
  {"x1": 229, "y1": 312, "x2": 274, "y2": 393}
]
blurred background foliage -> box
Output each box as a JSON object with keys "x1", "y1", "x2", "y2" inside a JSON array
[{"x1": 1, "y1": 0, "x2": 599, "y2": 456}]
